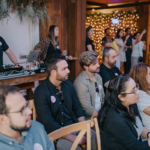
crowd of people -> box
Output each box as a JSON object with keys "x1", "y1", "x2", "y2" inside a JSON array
[{"x1": 0, "y1": 24, "x2": 150, "y2": 150}]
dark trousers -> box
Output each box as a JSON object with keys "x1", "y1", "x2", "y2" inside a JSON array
[{"x1": 124, "y1": 49, "x2": 132, "y2": 74}]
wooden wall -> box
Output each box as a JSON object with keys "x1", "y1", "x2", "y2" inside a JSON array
[
  {"x1": 39, "y1": 0, "x2": 86, "y2": 82},
  {"x1": 136, "y1": 5, "x2": 149, "y2": 63}
]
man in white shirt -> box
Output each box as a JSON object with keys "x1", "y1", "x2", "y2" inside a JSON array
[{"x1": 74, "y1": 51, "x2": 105, "y2": 120}]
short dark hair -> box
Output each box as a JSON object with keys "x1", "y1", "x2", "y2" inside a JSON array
[
  {"x1": 134, "y1": 32, "x2": 141, "y2": 39},
  {"x1": 45, "y1": 55, "x2": 66, "y2": 76},
  {"x1": 116, "y1": 29, "x2": 123, "y2": 38},
  {"x1": 103, "y1": 47, "x2": 114, "y2": 61},
  {"x1": 0, "y1": 85, "x2": 19, "y2": 114},
  {"x1": 125, "y1": 28, "x2": 130, "y2": 32},
  {"x1": 79, "y1": 51, "x2": 98, "y2": 70},
  {"x1": 105, "y1": 28, "x2": 109, "y2": 33}
]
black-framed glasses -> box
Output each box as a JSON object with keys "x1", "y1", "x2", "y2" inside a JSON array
[
  {"x1": 95, "y1": 82, "x2": 99, "y2": 93},
  {"x1": 58, "y1": 90, "x2": 65, "y2": 104},
  {"x1": 3, "y1": 101, "x2": 29, "y2": 116},
  {"x1": 121, "y1": 83, "x2": 139, "y2": 95}
]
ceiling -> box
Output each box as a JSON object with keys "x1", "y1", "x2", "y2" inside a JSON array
[
  {"x1": 87, "y1": 0, "x2": 150, "y2": 4},
  {"x1": 86, "y1": 0, "x2": 150, "y2": 9}
]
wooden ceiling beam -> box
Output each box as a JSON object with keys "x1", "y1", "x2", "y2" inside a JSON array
[
  {"x1": 86, "y1": 1, "x2": 107, "y2": 7},
  {"x1": 86, "y1": 1, "x2": 150, "y2": 10}
]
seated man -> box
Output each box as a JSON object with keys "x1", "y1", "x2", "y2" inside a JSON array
[
  {"x1": 99, "y1": 47, "x2": 122, "y2": 92},
  {"x1": 0, "y1": 37, "x2": 18, "y2": 66},
  {"x1": 0, "y1": 85, "x2": 54, "y2": 150},
  {"x1": 74, "y1": 51, "x2": 104, "y2": 120},
  {"x1": 34, "y1": 55, "x2": 97, "y2": 150}
]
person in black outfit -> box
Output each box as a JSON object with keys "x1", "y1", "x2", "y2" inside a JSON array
[
  {"x1": 98, "y1": 74, "x2": 150, "y2": 150},
  {"x1": 0, "y1": 36, "x2": 18, "y2": 66},
  {"x1": 99, "y1": 47, "x2": 122, "y2": 92},
  {"x1": 34, "y1": 25, "x2": 72, "y2": 62},
  {"x1": 34, "y1": 55, "x2": 97, "y2": 150},
  {"x1": 86, "y1": 26, "x2": 95, "y2": 51},
  {"x1": 123, "y1": 28, "x2": 134, "y2": 74}
]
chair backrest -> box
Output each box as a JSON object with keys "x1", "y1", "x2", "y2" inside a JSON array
[
  {"x1": 29, "y1": 99, "x2": 36, "y2": 121},
  {"x1": 48, "y1": 120, "x2": 94, "y2": 150},
  {"x1": 94, "y1": 118, "x2": 101, "y2": 150}
]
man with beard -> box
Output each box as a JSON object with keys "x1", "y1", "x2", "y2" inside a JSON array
[
  {"x1": 99, "y1": 47, "x2": 122, "y2": 92},
  {"x1": 74, "y1": 51, "x2": 104, "y2": 120},
  {"x1": 34, "y1": 54, "x2": 97, "y2": 150},
  {"x1": 102, "y1": 28, "x2": 114, "y2": 43},
  {"x1": 0, "y1": 85, "x2": 54, "y2": 150},
  {"x1": 123, "y1": 28, "x2": 134, "y2": 74}
]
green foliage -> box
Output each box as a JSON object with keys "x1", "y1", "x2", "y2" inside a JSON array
[{"x1": 0, "y1": 0, "x2": 50, "y2": 26}]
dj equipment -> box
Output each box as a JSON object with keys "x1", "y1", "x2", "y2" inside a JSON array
[{"x1": 0, "y1": 65, "x2": 23, "y2": 76}]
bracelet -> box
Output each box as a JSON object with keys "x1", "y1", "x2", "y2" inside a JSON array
[{"x1": 147, "y1": 132, "x2": 150, "y2": 138}]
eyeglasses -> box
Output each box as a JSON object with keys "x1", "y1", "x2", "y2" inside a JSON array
[
  {"x1": 121, "y1": 83, "x2": 139, "y2": 95},
  {"x1": 58, "y1": 90, "x2": 65, "y2": 104},
  {"x1": 95, "y1": 82, "x2": 99, "y2": 93},
  {"x1": 3, "y1": 101, "x2": 29, "y2": 116}
]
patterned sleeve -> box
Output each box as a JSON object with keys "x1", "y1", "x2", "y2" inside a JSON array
[
  {"x1": 34, "y1": 37, "x2": 50, "y2": 61},
  {"x1": 138, "y1": 91, "x2": 150, "y2": 112}
]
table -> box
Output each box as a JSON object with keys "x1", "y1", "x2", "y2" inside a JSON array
[{"x1": 0, "y1": 72, "x2": 48, "y2": 100}]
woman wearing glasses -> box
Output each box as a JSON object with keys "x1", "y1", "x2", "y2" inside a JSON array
[
  {"x1": 98, "y1": 74, "x2": 150, "y2": 150},
  {"x1": 130, "y1": 63, "x2": 150, "y2": 131}
]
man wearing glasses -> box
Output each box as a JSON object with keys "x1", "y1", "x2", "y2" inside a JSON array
[
  {"x1": 34, "y1": 55, "x2": 97, "y2": 150},
  {"x1": 74, "y1": 51, "x2": 105, "y2": 120},
  {"x1": 0, "y1": 85, "x2": 54, "y2": 150}
]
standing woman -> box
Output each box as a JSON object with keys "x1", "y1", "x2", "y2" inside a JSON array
[
  {"x1": 115, "y1": 29, "x2": 129, "y2": 69},
  {"x1": 34, "y1": 25, "x2": 72, "y2": 62},
  {"x1": 86, "y1": 26, "x2": 95, "y2": 51},
  {"x1": 131, "y1": 29, "x2": 146, "y2": 67},
  {"x1": 98, "y1": 74, "x2": 150, "y2": 150}
]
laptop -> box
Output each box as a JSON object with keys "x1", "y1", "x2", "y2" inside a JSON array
[{"x1": 27, "y1": 50, "x2": 40, "y2": 62}]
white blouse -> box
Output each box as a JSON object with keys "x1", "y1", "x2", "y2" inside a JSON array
[
  {"x1": 137, "y1": 90, "x2": 150, "y2": 131},
  {"x1": 132, "y1": 39, "x2": 144, "y2": 57}
]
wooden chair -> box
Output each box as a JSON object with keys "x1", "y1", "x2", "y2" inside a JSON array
[
  {"x1": 93, "y1": 118, "x2": 101, "y2": 150},
  {"x1": 29, "y1": 99, "x2": 36, "y2": 121},
  {"x1": 48, "y1": 120, "x2": 94, "y2": 150}
]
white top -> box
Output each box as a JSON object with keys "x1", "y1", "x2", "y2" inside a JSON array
[
  {"x1": 95, "y1": 91, "x2": 101, "y2": 111},
  {"x1": 132, "y1": 39, "x2": 144, "y2": 57},
  {"x1": 133, "y1": 116, "x2": 143, "y2": 140},
  {"x1": 137, "y1": 90, "x2": 150, "y2": 131},
  {"x1": 115, "y1": 38, "x2": 126, "y2": 62},
  {"x1": 93, "y1": 78, "x2": 101, "y2": 111}
]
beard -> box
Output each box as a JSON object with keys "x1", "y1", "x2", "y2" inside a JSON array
[
  {"x1": 106, "y1": 34, "x2": 110, "y2": 36},
  {"x1": 89, "y1": 67, "x2": 100, "y2": 73},
  {"x1": 108, "y1": 60, "x2": 116, "y2": 68},
  {"x1": 56, "y1": 72, "x2": 69, "y2": 81},
  {"x1": 10, "y1": 119, "x2": 31, "y2": 132}
]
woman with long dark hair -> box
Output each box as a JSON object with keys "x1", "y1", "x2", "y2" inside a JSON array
[
  {"x1": 130, "y1": 63, "x2": 150, "y2": 131},
  {"x1": 34, "y1": 25, "x2": 72, "y2": 62},
  {"x1": 115, "y1": 29, "x2": 129, "y2": 69},
  {"x1": 98, "y1": 74, "x2": 150, "y2": 150},
  {"x1": 86, "y1": 26, "x2": 95, "y2": 51}
]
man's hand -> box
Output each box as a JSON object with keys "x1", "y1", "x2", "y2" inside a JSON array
[
  {"x1": 90, "y1": 110, "x2": 98, "y2": 120},
  {"x1": 79, "y1": 136, "x2": 86, "y2": 145}
]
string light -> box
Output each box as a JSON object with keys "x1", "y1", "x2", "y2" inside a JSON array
[{"x1": 86, "y1": 10, "x2": 139, "y2": 62}]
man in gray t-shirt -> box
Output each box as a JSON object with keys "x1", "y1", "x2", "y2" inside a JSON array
[{"x1": 0, "y1": 85, "x2": 54, "y2": 150}]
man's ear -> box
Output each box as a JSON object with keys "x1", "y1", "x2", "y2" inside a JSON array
[
  {"x1": 0, "y1": 115, "x2": 8, "y2": 125},
  {"x1": 51, "y1": 70, "x2": 56, "y2": 77},
  {"x1": 83, "y1": 65, "x2": 88, "y2": 71},
  {"x1": 105, "y1": 56, "x2": 108, "y2": 62},
  {"x1": 118, "y1": 94, "x2": 125, "y2": 102}
]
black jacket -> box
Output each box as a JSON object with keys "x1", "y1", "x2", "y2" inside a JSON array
[
  {"x1": 100, "y1": 106, "x2": 150, "y2": 150},
  {"x1": 34, "y1": 77, "x2": 84, "y2": 134}
]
